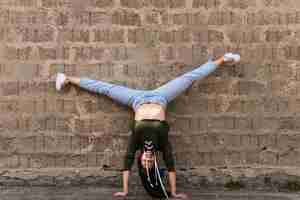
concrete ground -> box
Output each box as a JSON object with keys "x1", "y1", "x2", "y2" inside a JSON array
[{"x1": 0, "y1": 186, "x2": 300, "y2": 200}]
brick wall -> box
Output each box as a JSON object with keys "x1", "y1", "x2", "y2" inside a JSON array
[{"x1": 1, "y1": 0, "x2": 300, "y2": 183}]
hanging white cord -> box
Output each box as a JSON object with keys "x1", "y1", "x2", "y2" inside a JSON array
[{"x1": 154, "y1": 156, "x2": 169, "y2": 199}]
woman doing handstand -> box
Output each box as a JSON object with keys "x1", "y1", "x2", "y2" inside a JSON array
[{"x1": 55, "y1": 53, "x2": 241, "y2": 199}]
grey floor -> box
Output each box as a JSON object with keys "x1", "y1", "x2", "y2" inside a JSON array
[{"x1": 0, "y1": 186, "x2": 300, "y2": 200}]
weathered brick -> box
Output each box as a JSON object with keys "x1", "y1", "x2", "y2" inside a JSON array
[
  {"x1": 0, "y1": 10, "x2": 49, "y2": 25},
  {"x1": 252, "y1": 116, "x2": 279, "y2": 131},
  {"x1": 265, "y1": 29, "x2": 292, "y2": 42},
  {"x1": 87, "y1": 153, "x2": 97, "y2": 167},
  {"x1": 262, "y1": 0, "x2": 288, "y2": 7},
  {"x1": 288, "y1": 98, "x2": 300, "y2": 113},
  {"x1": 238, "y1": 80, "x2": 266, "y2": 96},
  {"x1": 92, "y1": 0, "x2": 114, "y2": 8},
  {"x1": 227, "y1": 29, "x2": 261, "y2": 43},
  {"x1": 226, "y1": 0, "x2": 256, "y2": 9},
  {"x1": 95, "y1": 152, "x2": 105, "y2": 166},
  {"x1": 8, "y1": 155, "x2": 20, "y2": 168},
  {"x1": 259, "y1": 150, "x2": 278, "y2": 165},
  {"x1": 31, "y1": 154, "x2": 56, "y2": 168},
  {"x1": 193, "y1": 29, "x2": 224, "y2": 43},
  {"x1": 163, "y1": 12, "x2": 208, "y2": 26},
  {"x1": 243, "y1": 151, "x2": 260, "y2": 164},
  {"x1": 38, "y1": 47, "x2": 69, "y2": 60},
  {"x1": 41, "y1": 0, "x2": 71, "y2": 8},
  {"x1": 0, "y1": 0, "x2": 39, "y2": 7},
  {"x1": 94, "y1": 29, "x2": 124, "y2": 43},
  {"x1": 190, "y1": 80, "x2": 239, "y2": 95},
  {"x1": 240, "y1": 135, "x2": 257, "y2": 148},
  {"x1": 75, "y1": 119, "x2": 91, "y2": 133},
  {"x1": 0, "y1": 64, "x2": 41, "y2": 80},
  {"x1": 110, "y1": 47, "x2": 128, "y2": 61},
  {"x1": 20, "y1": 26, "x2": 55, "y2": 43},
  {"x1": 277, "y1": 134, "x2": 300, "y2": 149},
  {"x1": 245, "y1": 11, "x2": 300, "y2": 25},
  {"x1": 278, "y1": 117, "x2": 297, "y2": 130},
  {"x1": 56, "y1": 117, "x2": 70, "y2": 132},
  {"x1": 193, "y1": 0, "x2": 220, "y2": 9},
  {"x1": 45, "y1": 136, "x2": 71, "y2": 153},
  {"x1": 61, "y1": 29, "x2": 90, "y2": 43},
  {"x1": 90, "y1": 118, "x2": 106, "y2": 133},
  {"x1": 173, "y1": 13, "x2": 190, "y2": 25},
  {"x1": 159, "y1": 46, "x2": 176, "y2": 62},
  {"x1": 144, "y1": 12, "x2": 160, "y2": 25},
  {"x1": 16, "y1": 81, "x2": 48, "y2": 98},
  {"x1": 0, "y1": 27, "x2": 7, "y2": 41},
  {"x1": 226, "y1": 151, "x2": 243, "y2": 165},
  {"x1": 235, "y1": 117, "x2": 252, "y2": 130},
  {"x1": 169, "y1": 116, "x2": 191, "y2": 132},
  {"x1": 264, "y1": 98, "x2": 289, "y2": 113},
  {"x1": 149, "y1": 0, "x2": 185, "y2": 8},
  {"x1": 0, "y1": 81, "x2": 19, "y2": 96},
  {"x1": 209, "y1": 116, "x2": 235, "y2": 130},
  {"x1": 160, "y1": 29, "x2": 191, "y2": 43},
  {"x1": 90, "y1": 12, "x2": 112, "y2": 25},
  {"x1": 17, "y1": 99, "x2": 36, "y2": 113},
  {"x1": 49, "y1": 64, "x2": 77, "y2": 77},
  {"x1": 55, "y1": 12, "x2": 69, "y2": 26},
  {"x1": 107, "y1": 116, "x2": 131, "y2": 133},
  {"x1": 112, "y1": 10, "x2": 141, "y2": 26},
  {"x1": 120, "y1": 0, "x2": 144, "y2": 8},
  {"x1": 269, "y1": 80, "x2": 298, "y2": 96},
  {"x1": 0, "y1": 115, "x2": 18, "y2": 131},
  {"x1": 208, "y1": 11, "x2": 243, "y2": 25},
  {"x1": 264, "y1": 62, "x2": 294, "y2": 80},
  {"x1": 128, "y1": 28, "x2": 154, "y2": 44},
  {"x1": 214, "y1": 98, "x2": 239, "y2": 113},
  {"x1": 279, "y1": 149, "x2": 300, "y2": 166},
  {"x1": 177, "y1": 46, "x2": 193, "y2": 65},
  {"x1": 281, "y1": 46, "x2": 300, "y2": 61},
  {"x1": 0, "y1": 99, "x2": 18, "y2": 113},
  {"x1": 257, "y1": 134, "x2": 278, "y2": 148},
  {"x1": 73, "y1": 47, "x2": 101, "y2": 61},
  {"x1": 13, "y1": 137, "x2": 36, "y2": 153},
  {"x1": 54, "y1": 154, "x2": 66, "y2": 167},
  {"x1": 4, "y1": 46, "x2": 32, "y2": 61},
  {"x1": 35, "y1": 115, "x2": 70, "y2": 132},
  {"x1": 0, "y1": 154, "x2": 12, "y2": 168}
]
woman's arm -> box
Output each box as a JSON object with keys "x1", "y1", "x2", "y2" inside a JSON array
[
  {"x1": 114, "y1": 129, "x2": 138, "y2": 196},
  {"x1": 162, "y1": 141, "x2": 187, "y2": 199},
  {"x1": 114, "y1": 170, "x2": 130, "y2": 196},
  {"x1": 168, "y1": 171, "x2": 187, "y2": 198}
]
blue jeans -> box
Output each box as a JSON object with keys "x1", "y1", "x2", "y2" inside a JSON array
[{"x1": 79, "y1": 60, "x2": 218, "y2": 111}]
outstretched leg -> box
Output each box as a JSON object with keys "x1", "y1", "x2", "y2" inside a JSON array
[
  {"x1": 56, "y1": 74, "x2": 145, "y2": 107},
  {"x1": 153, "y1": 54, "x2": 240, "y2": 103}
]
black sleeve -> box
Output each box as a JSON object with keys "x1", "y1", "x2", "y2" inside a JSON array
[
  {"x1": 162, "y1": 140, "x2": 176, "y2": 172},
  {"x1": 123, "y1": 131, "x2": 139, "y2": 171}
]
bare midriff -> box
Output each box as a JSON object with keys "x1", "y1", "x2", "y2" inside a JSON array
[{"x1": 135, "y1": 103, "x2": 166, "y2": 121}]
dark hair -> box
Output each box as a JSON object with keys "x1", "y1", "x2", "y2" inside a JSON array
[{"x1": 137, "y1": 153, "x2": 170, "y2": 198}]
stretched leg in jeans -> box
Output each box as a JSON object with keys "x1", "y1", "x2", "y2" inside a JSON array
[
  {"x1": 63, "y1": 77, "x2": 146, "y2": 107},
  {"x1": 153, "y1": 57, "x2": 225, "y2": 103}
]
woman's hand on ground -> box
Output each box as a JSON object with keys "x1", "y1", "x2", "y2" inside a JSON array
[
  {"x1": 113, "y1": 192, "x2": 128, "y2": 197},
  {"x1": 171, "y1": 192, "x2": 188, "y2": 199}
]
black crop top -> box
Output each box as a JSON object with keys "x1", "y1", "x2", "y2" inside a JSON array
[{"x1": 123, "y1": 119, "x2": 175, "y2": 172}]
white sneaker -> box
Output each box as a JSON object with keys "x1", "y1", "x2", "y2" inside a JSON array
[
  {"x1": 224, "y1": 53, "x2": 241, "y2": 63},
  {"x1": 56, "y1": 73, "x2": 66, "y2": 91}
]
